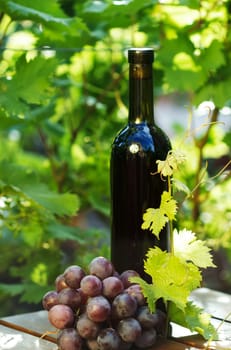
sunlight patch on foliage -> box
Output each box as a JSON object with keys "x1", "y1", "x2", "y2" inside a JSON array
[{"x1": 31, "y1": 263, "x2": 48, "y2": 286}]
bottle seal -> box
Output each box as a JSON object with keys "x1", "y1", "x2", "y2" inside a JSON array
[{"x1": 128, "y1": 48, "x2": 154, "y2": 64}]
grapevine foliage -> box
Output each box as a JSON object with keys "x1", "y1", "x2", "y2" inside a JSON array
[
  {"x1": 132, "y1": 148, "x2": 218, "y2": 340},
  {"x1": 0, "y1": 0, "x2": 230, "y2": 316}
]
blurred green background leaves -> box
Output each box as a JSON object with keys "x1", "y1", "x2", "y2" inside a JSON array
[{"x1": 0, "y1": 0, "x2": 230, "y2": 315}]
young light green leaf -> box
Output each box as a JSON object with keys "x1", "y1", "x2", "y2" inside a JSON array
[
  {"x1": 186, "y1": 262, "x2": 203, "y2": 291},
  {"x1": 143, "y1": 247, "x2": 202, "y2": 310},
  {"x1": 156, "y1": 150, "x2": 187, "y2": 177},
  {"x1": 141, "y1": 207, "x2": 168, "y2": 239},
  {"x1": 156, "y1": 159, "x2": 173, "y2": 177},
  {"x1": 173, "y1": 229, "x2": 216, "y2": 268},
  {"x1": 142, "y1": 191, "x2": 177, "y2": 238},
  {"x1": 161, "y1": 191, "x2": 177, "y2": 220},
  {"x1": 129, "y1": 276, "x2": 157, "y2": 313}
]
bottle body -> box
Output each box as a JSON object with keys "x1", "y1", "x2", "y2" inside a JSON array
[
  {"x1": 110, "y1": 121, "x2": 170, "y2": 278},
  {"x1": 110, "y1": 48, "x2": 171, "y2": 279}
]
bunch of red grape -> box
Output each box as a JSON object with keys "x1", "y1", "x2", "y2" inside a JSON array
[{"x1": 42, "y1": 256, "x2": 166, "y2": 350}]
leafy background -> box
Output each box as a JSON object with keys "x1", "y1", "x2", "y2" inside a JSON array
[{"x1": 0, "y1": 0, "x2": 230, "y2": 316}]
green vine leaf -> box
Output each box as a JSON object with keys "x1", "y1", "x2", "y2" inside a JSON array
[
  {"x1": 141, "y1": 247, "x2": 202, "y2": 311},
  {"x1": 23, "y1": 183, "x2": 79, "y2": 216},
  {"x1": 141, "y1": 207, "x2": 168, "y2": 238},
  {"x1": 0, "y1": 55, "x2": 57, "y2": 115},
  {"x1": 0, "y1": 161, "x2": 79, "y2": 217},
  {"x1": 173, "y1": 229, "x2": 216, "y2": 268},
  {"x1": 156, "y1": 150, "x2": 187, "y2": 177},
  {"x1": 0, "y1": 0, "x2": 86, "y2": 29},
  {"x1": 141, "y1": 191, "x2": 177, "y2": 238},
  {"x1": 169, "y1": 301, "x2": 218, "y2": 340},
  {"x1": 161, "y1": 191, "x2": 177, "y2": 220},
  {"x1": 130, "y1": 276, "x2": 157, "y2": 313}
]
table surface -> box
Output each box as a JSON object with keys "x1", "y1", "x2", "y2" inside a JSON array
[{"x1": 0, "y1": 288, "x2": 231, "y2": 350}]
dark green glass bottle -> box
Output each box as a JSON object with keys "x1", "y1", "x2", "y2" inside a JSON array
[{"x1": 110, "y1": 48, "x2": 171, "y2": 280}]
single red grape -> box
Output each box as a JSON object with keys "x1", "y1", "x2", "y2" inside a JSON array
[
  {"x1": 64, "y1": 265, "x2": 85, "y2": 289},
  {"x1": 89, "y1": 256, "x2": 114, "y2": 280},
  {"x1": 48, "y1": 304, "x2": 75, "y2": 329}
]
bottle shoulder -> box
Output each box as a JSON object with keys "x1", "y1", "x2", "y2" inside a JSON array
[
  {"x1": 114, "y1": 121, "x2": 151, "y2": 139},
  {"x1": 112, "y1": 121, "x2": 171, "y2": 153}
]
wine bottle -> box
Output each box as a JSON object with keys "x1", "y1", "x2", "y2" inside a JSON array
[{"x1": 110, "y1": 48, "x2": 171, "y2": 280}]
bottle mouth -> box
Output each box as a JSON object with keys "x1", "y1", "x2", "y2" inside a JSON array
[{"x1": 128, "y1": 48, "x2": 154, "y2": 64}]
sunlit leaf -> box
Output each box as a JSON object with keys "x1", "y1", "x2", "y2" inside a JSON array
[
  {"x1": 141, "y1": 207, "x2": 168, "y2": 238},
  {"x1": 142, "y1": 191, "x2": 177, "y2": 238},
  {"x1": 130, "y1": 276, "x2": 157, "y2": 313},
  {"x1": 157, "y1": 150, "x2": 186, "y2": 177},
  {"x1": 142, "y1": 247, "x2": 201, "y2": 310},
  {"x1": 174, "y1": 229, "x2": 216, "y2": 268},
  {"x1": 161, "y1": 191, "x2": 177, "y2": 220}
]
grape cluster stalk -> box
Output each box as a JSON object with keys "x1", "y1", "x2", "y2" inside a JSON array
[{"x1": 42, "y1": 256, "x2": 167, "y2": 350}]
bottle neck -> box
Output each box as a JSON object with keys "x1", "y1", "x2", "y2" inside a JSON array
[{"x1": 128, "y1": 63, "x2": 154, "y2": 124}]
